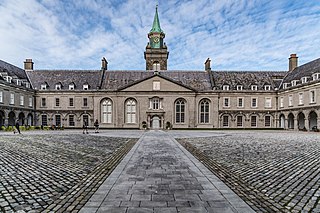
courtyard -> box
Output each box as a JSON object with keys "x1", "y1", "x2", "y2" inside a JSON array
[{"x1": 0, "y1": 130, "x2": 319, "y2": 212}]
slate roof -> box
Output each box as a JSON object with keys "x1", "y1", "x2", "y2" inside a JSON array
[
  {"x1": 0, "y1": 59, "x2": 28, "y2": 80},
  {"x1": 283, "y1": 58, "x2": 320, "y2": 83},
  {"x1": 212, "y1": 71, "x2": 286, "y2": 90},
  {"x1": 26, "y1": 70, "x2": 101, "y2": 90},
  {"x1": 100, "y1": 70, "x2": 213, "y2": 91}
]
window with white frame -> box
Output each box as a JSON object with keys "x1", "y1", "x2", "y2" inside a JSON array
[
  {"x1": 69, "y1": 84, "x2": 75, "y2": 90},
  {"x1": 264, "y1": 85, "x2": 271, "y2": 91},
  {"x1": 222, "y1": 115, "x2": 229, "y2": 127},
  {"x1": 251, "y1": 98, "x2": 257, "y2": 108},
  {"x1": 55, "y1": 98, "x2": 60, "y2": 107},
  {"x1": 251, "y1": 115, "x2": 257, "y2": 127},
  {"x1": 153, "y1": 81, "x2": 160, "y2": 90},
  {"x1": 16, "y1": 79, "x2": 22, "y2": 86},
  {"x1": 102, "y1": 99, "x2": 112, "y2": 123},
  {"x1": 199, "y1": 99, "x2": 210, "y2": 123},
  {"x1": 283, "y1": 83, "x2": 289, "y2": 89},
  {"x1": 237, "y1": 115, "x2": 243, "y2": 127},
  {"x1": 265, "y1": 115, "x2": 271, "y2": 127},
  {"x1": 175, "y1": 99, "x2": 185, "y2": 123},
  {"x1": 126, "y1": 99, "x2": 136, "y2": 123},
  {"x1": 25, "y1": 82, "x2": 30, "y2": 88},
  {"x1": 20, "y1": 95, "x2": 24, "y2": 106},
  {"x1": 0, "y1": 91, "x2": 3, "y2": 103},
  {"x1": 298, "y1": 93, "x2": 304, "y2": 105},
  {"x1": 4, "y1": 76, "x2": 12, "y2": 83},
  {"x1": 223, "y1": 97, "x2": 230, "y2": 107},
  {"x1": 29, "y1": 97, "x2": 33, "y2": 107},
  {"x1": 83, "y1": 84, "x2": 89, "y2": 90},
  {"x1": 312, "y1": 73, "x2": 320, "y2": 81},
  {"x1": 310, "y1": 90, "x2": 316, "y2": 103},
  {"x1": 301, "y1": 77, "x2": 308, "y2": 84},
  {"x1": 223, "y1": 85, "x2": 229, "y2": 91},
  {"x1": 55, "y1": 84, "x2": 61, "y2": 90},
  {"x1": 10, "y1": 93, "x2": 14, "y2": 105},
  {"x1": 289, "y1": 95, "x2": 293, "y2": 106},
  {"x1": 265, "y1": 97, "x2": 272, "y2": 108},
  {"x1": 291, "y1": 80, "x2": 298, "y2": 86},
  {"x1": 280, "y1": 97, "x2": 284, "y2": 108},
  {"x1": 153, "y1": 62, "x2": 160, "y2": 71},
  {"x1": 238, "y1": 97, "x2": 244, "y2": 108},
  {"x1": 251, "y1": 85, "x2": 258, "y2": 91},
  {"x1": 41, "y1": 84, "x2": 47, "y2": 90},
  {"x1": 69, "y1": 98, "x2": 74, "y2": 107},
  {"x1": 237, "y1": 85, "x2": 243, "y2": 91},
  {"x1": 151, "y1": 97, "x2": 160, "y2": 110}
]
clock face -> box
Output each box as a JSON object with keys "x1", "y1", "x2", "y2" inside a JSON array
[{"x1": 153, "y1": 37, "x2": 160, "y2": 43}]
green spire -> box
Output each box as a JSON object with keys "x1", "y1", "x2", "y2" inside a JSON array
[{"x1": 150, "y1": 5, "x2": 163, "y2": 33}]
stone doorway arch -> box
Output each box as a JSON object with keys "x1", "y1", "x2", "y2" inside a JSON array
[
  {"x1": 309, "y1": 111, "x2": 318, "y2": 131},
  {"x1": 27, "y1": 113, "x2": 33, "y2": 126},
  {"x1": 288, "y1": 113, "x2": 294, "y2": 129},
  {"x1": 151, "y1": 116, "x2": 160, "y2": 129},
  {"x1": 298, "y1": 112, "x2": 305, "y2": 130},
  {"x1": 279, "y1": 114, "x2": 285, "y2": 128},
  {"x1": 0, "y1": 111, "x2": 4, "y2": 127},
  {"x1": 18, "y1": 112, "x2": 25, "y2": 125},
  {"x1": 8, "y1": 111, "x2": 15, "y2": 126}
]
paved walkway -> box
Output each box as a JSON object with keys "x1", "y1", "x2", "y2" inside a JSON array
[{"x1": 79, "y1": 130, "x2": 255, "y2": 213}]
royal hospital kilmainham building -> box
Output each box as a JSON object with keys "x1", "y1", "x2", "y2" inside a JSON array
[{"x1": 0, "y1": 8, "x2": 320, "y2": 131}]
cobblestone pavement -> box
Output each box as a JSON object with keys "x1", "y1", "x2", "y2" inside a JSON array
[
  {"x1": 80, "y1": 130, "x2": 254, "y2": 213},
  {"x1": 177, "y1": 131, "x2": 320, "y2": 213},
  {"x1": 0, "y1": 132, "x2": 137, "y2": 212}
]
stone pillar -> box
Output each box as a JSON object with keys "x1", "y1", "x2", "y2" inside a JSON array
[
  {"x1": 294, "y1": 119, "x2": 298, "y2": 130},
  {"x1": 284, "y1": 119, "x2": 288, "y2": 129},
  {"x1": 317, "y1": 118, "x2": 320, "y2": 130},
  {"x1": 305, "y1": 118, "x2": 309, "y2": 131}
]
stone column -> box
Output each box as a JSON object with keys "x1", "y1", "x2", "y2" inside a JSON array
[
  {"x1": 294, "y1": 119, "x2": 298, "y2": 130},
  {"x1": 305, "y1": 118, "x2": 309, "y2": 131},
  {"x1": 284, "y1": 119, "x2": 288, "y2": 129}
]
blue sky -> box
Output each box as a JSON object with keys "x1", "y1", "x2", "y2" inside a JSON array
[{"x1": 0, "y1": 0, "x2": 319, "y2": 71}]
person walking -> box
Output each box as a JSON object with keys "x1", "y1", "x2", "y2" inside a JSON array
[
  {"x1": 94, "y1": 119, "x2": 99, "y2": 133},
  {"x1": 83, "y1": 120, "x2": 88, "y2": 134},
  {"x1": 15, "y1": 119, "x2": 21, "y2": 134}
]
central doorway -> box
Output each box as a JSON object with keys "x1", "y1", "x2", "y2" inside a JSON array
[{"x1": 151, "y1": 116, "x2": 160, "y2": 129}]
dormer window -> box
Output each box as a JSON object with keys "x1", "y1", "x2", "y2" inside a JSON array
[
  {"x1": 83, "y1": 84, "x2": 89, "y2": 90},
  {"x1": 251, "y1": 85, "x2": 258, "y2": 91},
  {"x1": 222, "y1": 85, "x2": 229, "y2": 91},
  {"x1": 291, "y1": 80, "x2": 299, "y2": 86},
  {"x1": 69, "y1": 83, "x2": 75, "y2": 90},
  {"x1": 301, "y1": 77, "x2": 308, "y2": 84},
  {"x1": 283, "y1": 83, "x2": 289, "y2": 89},
  {"x1": 4, "y1": 76, "x2": 12, "y2": 83},
  {"x1": 41, "y1": 84, "x2": 47, "y2": 90},
  {"x1": 25, "y1": 82, "x2": 30, "y2": 88},
  {"x1": 264, "y1": 85, "x2": 271, "y2": 91},
  {"x1": 312, "y1": 73, "x2": 320, "y2": 81},
  {"x1": 236, "y1": 85, "x2": 243, "y2": 91},
  {"x1": 55, "y1": 83, "x2": 62, "y2": 90},
  {"x1": 16, "y1": 79, "x2": 22, "y2": 86}
]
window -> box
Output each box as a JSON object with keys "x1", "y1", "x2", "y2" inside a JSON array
[
  {"x1": 310, "y1": 90, "x2": 316, "y2": 103},
  {"x1": 151, "y1": 98, "x2": 160, "y2": 110},
  {"x1": 55, "y1": 84, "x2": 61, "y2": 90},
  {"x1": 102, "y1": 99, "x2": 112, "y2": 123},
  {"x1": 175, "y1": 99, "x2": 185, "y2": 123},
  {"x1": 283, "y1": 83, "x2": 289, "y2": 89},
  {"x1": 223, "y1": 97, "x2": 230, "y2": 107},
  {"x1": 265, "y1": 115, "x2": 271, "y2": 127},
  {"x1": 251, "y1": 115, "x2": 257, "y2": 127},
  {"x1": 29, "y1": 97, "x2": 33, "y2": 107},
  {"x1": 41, "y1": 84, "x2": 47, "y2": 90},
  {"x1": 222, "y1": 116, "x2": 229, "y2": 127},
  {"x1": 223, "y1": 85, "x2": 229, "y2": 91},
  {"x1": 280, "y1": 97, "x2": 284, "y2": 108},
  {"x1": 10, "y1": 93, "x2": 14, "y2": 105},
  {"x1": 55, "y1": 114, "x2": 61, "y2": 126},
  {"x1": 69, "y1": 98, "x2": 74, "y2": 107},
  {"x1": 264, "y1": 85, "x2": 271, "y2": 91},
  {"x1": 238, "y1": 97, "x2": 243, "y2": 108},
  {"x1": 16, "y1": 79, "x2": 22, "y2": 86},
  {"x1": 291, "y1": 80, "x2": 298, "y2": 86},
  {"x1": 41, "y1": 115, "x2": 48, "y2": 126},
  {"x1": 126, "y1": 99, "x2": 136, "y2": 123},
  {"x1": 83, "y1": 114, "x2": 89, "y2": 126},
  {"x1": 83, "y1": 98, "x2": 88, "y2": 107},
  {"x1": 20, "y1": 95, "x2": 24, "y2": 106},
  {"x1": 41, "y1": 98, "x2": 46, "y2": 107},
  {"x1": 153, "y1": 62, "x2": 160, "y2": 71},
  {"x1": 289, "y1": 95, "x2": 293, "y2": 106},
  {"x1": 237, "y1": 116, "x2": 243, "y2": 127},
  {"x1": 251, "y1": 85, "x2": 258, "y2": 91},
  {"x1": 237, "y1": 85, "x2": 243, "y2": 91},
  {"x1": 301, "y1": 77, "x2": 308, "y2": 84},
  {"x1": 25, "y1": 82, "x2": 30, "y2": 88},
  {"x1": 69, "y1": 84, "x2": 75, "y2": 90},
  {"x1": 265, "y1": 97, "x2": 272, "y2": 108},
  {"x1": 199, "y1": 99, "x2": 210, "y2": 123},
  {"x1": 0, "y1": 91, "x2": 3, "y2": 103},
  {"x1": 299, "y1": 93, "x2": 304, "y2": 105},
  {"x1": 312, "y1": 73, "x2": 320, "y2": 81},
  {"x1": 55, "y1": 98, "x2": 60, "y2": 107},
  {"x1": 4, "y1": 76, "x2": 12, "y2": 83},
  {"x1": 153, "y1": 81, "x2": 160, "y2": 90},
  {"x1": 69, "y1": 115, "x2": 75, "y2": 126},
  {"x1": 83, "y1": 84, "x2": 89, "y2": 90},
  {"x1": 251, "y1": 98, "x2": 257, "y2": 108}
]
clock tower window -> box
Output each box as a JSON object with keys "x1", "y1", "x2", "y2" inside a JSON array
[{"x1": 153, "y1": 62, "x2": 160, "y2": 71}]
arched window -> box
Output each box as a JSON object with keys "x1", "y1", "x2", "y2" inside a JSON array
[
  {"x1": 153, "y1": 62, "x2": 160, "y2": 71},
  {"x1": 101, "y1": 99, "x2": 112, "y2": 123},
  {"x1": 126, "y1": 99, "x2": 136, "y2": 123},
  {"x1": 199, "y1": 99, "x2": 210, "y2": 123},
  {"x1": 175, "y1": 99, "x2": 186, "y2": 123}
]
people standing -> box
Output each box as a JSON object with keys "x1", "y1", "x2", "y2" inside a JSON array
[
  {"x1": 94, "y1": 119, "x2": 99, "y2": 133},
  {"x1": 15, "y1": 119, "x2": 21, "y2": 134},
  {"x1": 83, "y1": 120, "x2": 88, "y2": 134}
]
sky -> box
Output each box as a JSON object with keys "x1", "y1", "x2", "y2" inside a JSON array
[{"x1": 0, "y1": 0, "x2": 319, "y2": 71}]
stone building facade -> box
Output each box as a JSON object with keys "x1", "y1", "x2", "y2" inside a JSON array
[{"x1": 0, "y1": 8, "x2": 319, "y2": 130}]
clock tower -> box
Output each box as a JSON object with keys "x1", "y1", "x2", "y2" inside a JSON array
[{"x1": 144, "y1": 5, "x2": 169, "y2": 71}]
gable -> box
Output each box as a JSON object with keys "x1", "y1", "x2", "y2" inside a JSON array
[{"x1": 120, "y1": 75, "x2": 193, "y2": 92}]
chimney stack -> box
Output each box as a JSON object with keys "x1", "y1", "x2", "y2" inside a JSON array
[
  {"x1": 289, "y1": 54, "x2": 298, "y2": 71},
  {"x1": 101, "y1": 57, "x2": 108, "y2": 70},
  {"x1": 204, "y1": 58, "x2": 211, "y2": 71},
  {"x1": 24, "y1": 59, "x2": 34, "y2": 70}
]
